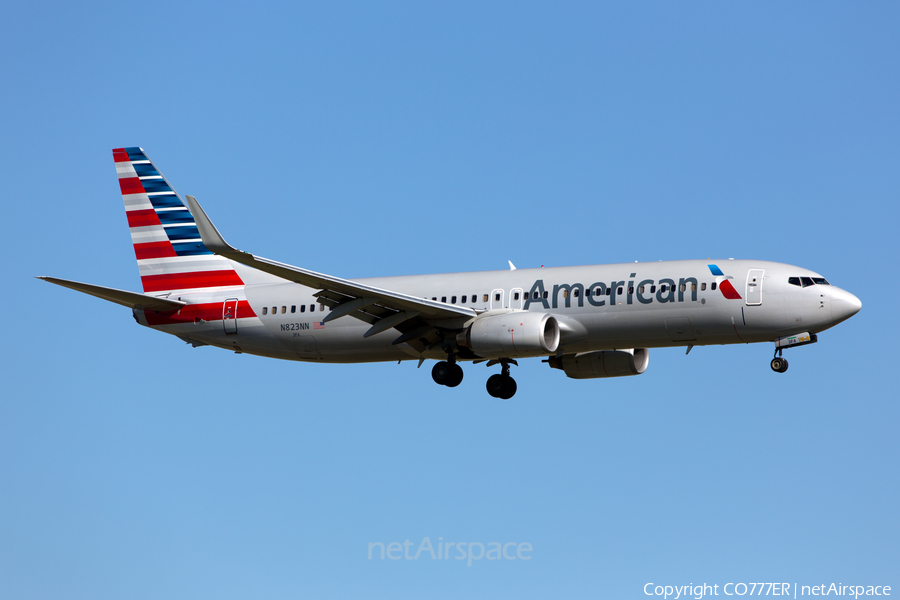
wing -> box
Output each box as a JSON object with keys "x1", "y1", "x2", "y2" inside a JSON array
[
  {"x1": 38, "y1": 277, "x2": 187, "y2": 311},
  {"x1": 183, "y1": 195, "x2": 477, "y2": 350}
]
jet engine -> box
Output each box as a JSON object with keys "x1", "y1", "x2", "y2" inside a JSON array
[
  {"x1": 456, "y1": 311, "x2": 559, "y2": 359},
  {"x1": 547, "y1": 348, "x2": 649, "y2": 379}
]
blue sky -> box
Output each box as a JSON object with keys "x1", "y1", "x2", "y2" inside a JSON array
[{"x1": 2, "y1": 2, "x2": 897, "y2": 598}]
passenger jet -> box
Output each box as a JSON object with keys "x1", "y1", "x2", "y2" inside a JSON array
[{"x1": 39, "y1": 148, "x2": 862, "y2": 398}]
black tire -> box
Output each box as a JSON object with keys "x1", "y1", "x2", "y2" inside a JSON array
[
  {"x1": 432, "y1": 361, "x2": 451, "y2": 385},
  {"x1": 486, "y1": 374, "x2": 505, "y2": 397},
  {"x1": 779, "y1": 358, "x2": 789, "y2": 373},
  {"x1": 445, "y1": 363, "x2": 464, "y2": 388},
  {"x1": 499, "y1": 376, "x2": 517, "y2": 399},
  {"x1": 770, "y1": 358, "x2": 784, "y2": 372}
]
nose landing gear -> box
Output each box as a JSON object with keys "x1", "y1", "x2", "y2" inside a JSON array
[
  {"x1": 485, "y1": 359, "x2": 517, "y2": 399},
  {"x1": 770, "y1": 347, "x2": 789, "y2": 373},
  {"x1": 770, "y1": 356, "x2": 789, "y2": 373}
]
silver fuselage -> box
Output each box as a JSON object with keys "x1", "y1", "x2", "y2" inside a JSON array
[{"x1": 138, "y1": 259, "x2": 861, "y2": 363}]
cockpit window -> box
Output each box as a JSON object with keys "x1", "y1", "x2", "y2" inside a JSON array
[{"x1": 790, "y1": 276, "x2": 830, "y2": 287}]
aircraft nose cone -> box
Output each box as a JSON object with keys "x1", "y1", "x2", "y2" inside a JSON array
[{"x1": 831, "y1": 287, "x2": 862, "y2": 325}]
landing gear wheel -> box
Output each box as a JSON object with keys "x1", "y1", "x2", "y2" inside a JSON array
[
  {"x1": 486, "y1": 374, "x2": 505, "y2": 398},
  {"x1": 770, "y1": 357, "x2": 789, "y2": 373},
  {"x1": 499, "y1": 377, "x2": 517, "y2": 399},
  {"x1": 486, "y1": 374, "x2": 517, "y2": 399},
  {"x1": 445, "y1": 363, "x2": 464, "y2": 388},
  {"x1": 432, "y1": 361, "x2": 451, "y2": 385}
]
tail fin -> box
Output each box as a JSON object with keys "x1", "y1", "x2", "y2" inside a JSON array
[{"x1": 113, "y1": 147, "x2": 245, "y2": 294}]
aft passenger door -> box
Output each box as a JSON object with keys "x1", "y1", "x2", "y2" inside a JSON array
[
  {"x1": 746, "y1": 270, "x2": 764, "y2": 306},
  {"x1": 223, "y1": 298, "x2": 239, "y2": 334}
]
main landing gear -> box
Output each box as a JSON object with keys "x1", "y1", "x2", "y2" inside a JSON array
[
  {"x1": 485, "y1": 359, "x2": 517, "y2": 399},
  {"x1": 432, "y1": 357, "x2": 464, "y2": 387},
  {"x1": 430, "y1": 352, "x2": 518, "y2": 398}
]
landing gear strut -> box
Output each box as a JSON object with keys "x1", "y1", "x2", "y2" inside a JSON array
[
  {"x1": 486, "y1": 359, "x2": 517, "y2": 399},
  {"x1": 432, "y1": 351, "x2": 464, "y2": 387}
]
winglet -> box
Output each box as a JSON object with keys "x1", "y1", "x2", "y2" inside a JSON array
[
  {"x1": 508, "y1": 260, "x2": 516, "y2": 271},
  {"x1": 183, "y1": 195, "x2": 245, "y2": 259}
]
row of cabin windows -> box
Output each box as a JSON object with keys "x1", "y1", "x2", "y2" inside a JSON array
[
  {"x1": 262, "y1": 280, "x2": 724, "y2": 316},
  {"x1": 788, "y1": 276, "x2": 830, "y2": 287},
  {"x1": 558, "y1": 282, "x2": 704, "y2": 298},
  {"x1": 429, "y1": 294, "x2": 497, "y2": 304},
  {"x1": 427, "y1": 282, "x2": 711, "y2": 303},
  {"x1": 262, "y1": 304, "x2": 331, "y2": 316}
]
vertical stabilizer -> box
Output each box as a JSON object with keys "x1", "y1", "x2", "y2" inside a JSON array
[{"x1": 113, "y1": 147, "x2": 245, "y2": 294}]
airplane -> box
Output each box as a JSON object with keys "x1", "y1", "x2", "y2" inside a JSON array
[{"x1": 39, "y1": 147, "x2": 862, "y2": 398}]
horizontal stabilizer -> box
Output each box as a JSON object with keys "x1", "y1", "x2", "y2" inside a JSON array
[{"x1": 37, "y1": 277, "x2": 186, "y2": 311}]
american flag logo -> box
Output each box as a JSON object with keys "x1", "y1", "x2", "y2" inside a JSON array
[{"x1": 313, "y1": 322, "x2": 325, "y2": 329}]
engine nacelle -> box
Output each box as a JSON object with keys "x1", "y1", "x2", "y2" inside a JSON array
[
  {"x1": 457, "y1": 311, "x2": 559, "y2": 359},
  {"x1": 547, "y1": 348, "x2": 649, "y2": 379}
]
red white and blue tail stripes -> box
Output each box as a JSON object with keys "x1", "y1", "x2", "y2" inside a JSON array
[{"x1": 114, "y1": 147, "x2": 244, "y2": 293}]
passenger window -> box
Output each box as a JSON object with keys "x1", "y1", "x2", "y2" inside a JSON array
[
  {"x1": 543, "y1": 291, "x2": 548, "y2": 299},
  {"x1": 272, "y1": 306, "x2": 277, "y2": 314},
  {"x1": 572, "y1": 290, "x2": 578, "y2": 298},
  {"x1": 319, "y1": 304, "x2": 326, "y2": 311},
  {"x1": 628, "y1": 286, "x2": 634, "y2": 294},
  {"x1": 281, "y1": 306, "x2": 286, "y2": 314},
  {"x1": 801, "y1": 277, "x2": 814, "y2": 287},
  {"x1": 679, "y1": 284, "x2": 686, "y2": 293},
  {"x1": 651, "y1": 285, "x2": 656, "y2": 293},
  {"x1": 691, "y1": 283, "x2": 696, "y2": 292},
  {"x1": 618, "y1": 287, "x2": 623, "y2": 295},
  {"x1": 291, "y1": 305, "x2": 296, "y2": 313},
  {"x1": 660, "y1": 285, "x2": 666, "y2": 293},
  {"x1": 451, "y1": 296, "x2": 457, "y2": 304},
  {"x1": 563, "y1": 290, "x2": 569, "y2": 298},
  {"x1": 638, "y1": 285, "x2": 644, "y2": 294},
  {"x1": 461, "y1": 295, "x2": 467, "y2": 303},
  {"x1": 310, "y1": 304, "x2": 315, "y2": 312},
  {"x1": 606, "y1": 288, "x2": 611, "y2": 296},
  {"x1": 533, "y1": 291, "x2": 539, "y2": 299},
  {"x1": 701, "y1": 283, "x2": 707, "y2": 291},
  {"x1": 432, "y1": 297, "x2": 437, "y2": 301},
  {"x1": 788, "y1": 277, "x2": 801, "y2": 287},
  {"x1": 483, "y1": 294, "x2": 489, "y2": 302},
  {"x1": 262, "y1": 307, "x2": 268, "y2": 315},
  {"x1": 300, "y1": 305, "x2": 306, "y2": 313},
  {"x1": 441, "y1": 296, "x2": 447, "y2": 303},
  {"x1": 711, "y1": 282, "x2": 717, "y2": 291},
  {"x1": 494, "y1": 293, "x2": 501, "y2": 301},
  {"x1": 513, "y1": 292, "x2": 520, "y2": 300}
]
